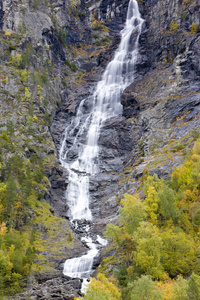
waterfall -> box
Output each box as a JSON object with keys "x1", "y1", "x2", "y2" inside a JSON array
[{"x1": 59, "y1": 0, "x2": 144, "y2": 287}]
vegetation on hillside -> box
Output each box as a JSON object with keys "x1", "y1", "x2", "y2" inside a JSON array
[
  {"x1": 0, "y1": 138, "x2": 48, "y2": 294},
  {"x1": 78, "y1": 139, "x2": 200, "y2": 299},
  {"x1": 0, "y1": 25, "x2": 64, "y2": 296}
]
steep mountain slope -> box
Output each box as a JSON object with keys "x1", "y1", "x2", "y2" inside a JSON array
[
  {"x1": 120, "y1": 0, "x2": 200, "y2": 185},
  {"x1": 0, "y1": 0, "x2": 199, "y2": 299}
]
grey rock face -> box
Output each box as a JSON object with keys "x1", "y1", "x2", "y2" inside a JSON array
[{"x1": 0, "y1": 0, "x2": 3, "y2": 29}]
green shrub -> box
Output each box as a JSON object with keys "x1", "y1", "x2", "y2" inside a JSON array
[
  {"x1": 32, "y1": 0, "x2": 40, "y2": 9},
  {"x1": 101, "y1": 36, "x2": 110, "y2": 44},
  {"x1": 58, "y1": 28, "x2": 67, "y2": 44},
  {"x1": 33, "y1": 68, "x2": 49, "y2": 86},
  {"x1": 65, "y1": 59, "x2": 77, "y2": 72},
  {"x1": 91, "y1": 20, "x2": 103, "y2": 31},
  {"x1": 20, "y1": 69, "x2": 28, "y2": 83},
  {"x1": 8, "y1": 44, "x2": 16, "y2": 51},
  {"x1": 92, "y1": 32, "x2": 99, "y2": 39},
  {"x1": 95, "y1": 40, "x2": 101, "y2": 46},
  {"x1": 170, "y1": 21, "x2": 178, "y2": 33},
  {"x1": 70, "y1": 63, "x2": 77, "y2": 72},
  {"x1": 191, "y1": 23, "x2": 198, "y2": 33},
  {"x1": 192, "y1": 129, "x2": 200, "y2": 140}
]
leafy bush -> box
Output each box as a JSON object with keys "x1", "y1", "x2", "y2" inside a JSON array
[
  {"x1": 58, "y1": 28, "x2": 67, "y2": 44},
  {"x1": 170, "y1": 21, "x2": 178, "y2": 33},
  {"x1": 91, "y1": 20, "x2": 103, "y2": 31},
  {"x1": 65, "y1": 59, "x2": 77, "y2": 72},
  {"x1": 191, "y1": 23, "x2": 198, "y2": 33}
]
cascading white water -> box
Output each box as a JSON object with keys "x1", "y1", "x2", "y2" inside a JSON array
[{"x1": 60, "y1": 0, "x2": 144, "y2": 284}]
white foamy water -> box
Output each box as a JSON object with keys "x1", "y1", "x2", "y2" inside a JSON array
[
  {"x1": 63, "y1": 237, "x2": 98, "y2": 278},
  {"x1": 60, "y1": 0, "x2": 144, "y2": 283}
]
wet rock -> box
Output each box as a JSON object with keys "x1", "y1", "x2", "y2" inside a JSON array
[
  {"x1": 129, "y1": 26, "x2": 141, "y2": 51},
  {"x1": 121, "y1": 90, "x2": 140, "y2": 118},
  {"x1": 66, "y1": 148, "x2": 79, "y2": 160},
  {"x1": 102, "y1": 115, "x2": 125, "y2": 128},
  {"x1": 93, "y1": 255, "x2": 101, "y2": 269},
  {"x1": 66, "y1": 278, "x2": 82, "y2": 290},
  {"x1": 98, "y1": 128, "x2": 119, "y2": 149}
]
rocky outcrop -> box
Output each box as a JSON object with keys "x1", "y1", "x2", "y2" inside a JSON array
[{"x1": 10, "y1": 277, "x2": 82, "y2": 300}]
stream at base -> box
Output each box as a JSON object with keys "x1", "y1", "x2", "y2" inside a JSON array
[{"x1": 59, "y1": 0, "x2": 144, "y2": 293}]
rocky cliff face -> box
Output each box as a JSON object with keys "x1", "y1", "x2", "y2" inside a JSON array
[
  {"x1": 1, "y1": 0, "x2": 200, "y2": 299},
  {"x1": 120, "y1": 0, "x2": 200, "y2": 186}
]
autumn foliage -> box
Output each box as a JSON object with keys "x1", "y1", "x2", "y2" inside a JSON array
[{"x1": 82, "y1": 140, "x2": 200, "y2": 299}]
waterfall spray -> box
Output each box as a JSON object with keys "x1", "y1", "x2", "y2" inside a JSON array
[{"x1": 59, "y1": 0, "x2": 144, "y2": 289}]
